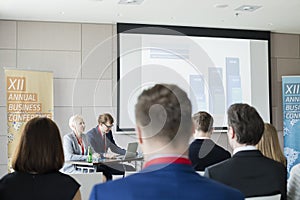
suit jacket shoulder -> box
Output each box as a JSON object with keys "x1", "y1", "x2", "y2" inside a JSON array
[
  {"x1": 205, "y1": 150, "x2": 287, "y2": 199},
  {"x1": 89, "y1": 163, "x2": 244, "y2": 200},
  {"x1": 189, "y1": 139, "x2": 231, "y2": 171}
]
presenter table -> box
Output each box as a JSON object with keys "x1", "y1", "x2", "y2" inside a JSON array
[{"x1": 69, "y1": 155, "x2": 144, "y2": 173}]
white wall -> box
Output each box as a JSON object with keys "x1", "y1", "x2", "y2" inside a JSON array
[{"x1": 1, "y1": 20, "x2": 300, "y2": 177}]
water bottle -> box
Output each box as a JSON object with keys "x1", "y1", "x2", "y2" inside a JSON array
[{"x1": 87, "y1": 146, "x2": 93, "y2": 163}]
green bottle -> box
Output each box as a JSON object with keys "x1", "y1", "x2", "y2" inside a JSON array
[{"x1": 87, "y1": 146, "x2": 93, "y2": 163}]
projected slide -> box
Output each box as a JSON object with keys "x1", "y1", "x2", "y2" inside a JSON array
[
  {"x1": 226, "y1": 57, "x2": 242, "y2": 108},
  {"x1": 117, "y1": 24, "x2": 270, "y2": 131},
  {"x1": 190, "y1": 75, "x2": 206, "y2": 112}
]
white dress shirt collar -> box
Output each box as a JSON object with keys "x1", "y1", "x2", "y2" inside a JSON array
[{"x1": 233, "y1": 145, "x2": 257, "y2": 155}]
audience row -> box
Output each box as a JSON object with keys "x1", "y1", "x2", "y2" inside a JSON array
[{"x1": 0, "y1": 83, "x2": 298, "y2": 200}]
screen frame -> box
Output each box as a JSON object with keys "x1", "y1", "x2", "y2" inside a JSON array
[{"x1": 116, "y1": 23, "x2": 271, "y2": 132}]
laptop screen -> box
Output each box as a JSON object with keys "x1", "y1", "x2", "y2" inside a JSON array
[{"x1": 123, "y1": 142, "x2": 138, "y2": 159}]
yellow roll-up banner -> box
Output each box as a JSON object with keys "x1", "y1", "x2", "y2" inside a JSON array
[{"x1": 5, "y1": 69, "x2": 53, "y2": 171}]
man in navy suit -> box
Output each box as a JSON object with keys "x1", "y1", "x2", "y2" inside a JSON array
[
  {"x1": 204, "y1": 103, "x2": 287, "y2": 199},
  {"x1": 86, "y1": 113, "x2": 134, "y2": 180},
  {"x1": 86, "y1": 113, "x2": 126, "y2": 156},
  {"x1": 189, "y1": 111, "x2": 230, "y2": 171},
  {"x1": 89, "y1": 84, "x2": 244, "y2": 200}
]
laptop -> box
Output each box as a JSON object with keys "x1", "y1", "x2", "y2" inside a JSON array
[{"x1": 116, "y1": 142, "x2": 138, "y2": 160}]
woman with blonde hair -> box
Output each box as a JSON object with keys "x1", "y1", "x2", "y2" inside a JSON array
[
  {"x1": 62, "y1": 114, "x2": 99, "y2": 173},
  {"x1": 256, "y1": 123, "x2": 286, "y2": 166}
]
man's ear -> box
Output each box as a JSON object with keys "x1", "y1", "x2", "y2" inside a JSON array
[
  {"x1": 192, "y1": 123, "x2": 196, "y2": 135},
  {"x1": 136, "y1": 125, "x2": 143, "y2": 144},
  {"x1": 228, "y1": 126, "x2": 235, "y2": 139}
]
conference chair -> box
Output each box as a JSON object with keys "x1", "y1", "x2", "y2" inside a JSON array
[
  {"x1": 69, "y1": 172, "x2": 103, "y2": 200},
  {"x1": 124, "y1": 171, "x2": 138, "y2": 177},
  {"x1": 245, "y1": 194, "x2": 281, "y2": 200},
  {"x1": 112, "y1": 171, "x2": 137, "y2": 180},
  {"x1": 197, "y1": 171, "x2": 205, "y2": 176}
]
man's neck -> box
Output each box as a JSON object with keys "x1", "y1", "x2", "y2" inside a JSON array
[
  {"x1": 97, "y1": 125, "x2": 105, "y2": 136},
  {"x1": 194, "y1": 136, "x2": 210, "y2": 140},
  {"x1": 194, "y1": 131, "x2": 211, "y2": 139},
  {"x1": 231, "y1": 141, "x2": 248, "y2": 150}
]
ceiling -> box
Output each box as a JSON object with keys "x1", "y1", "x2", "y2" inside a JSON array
[{"x1": 1, "y1": 0, "x2": 300, "y2": 34}]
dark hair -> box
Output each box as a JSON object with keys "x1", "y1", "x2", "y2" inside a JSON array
[
  {"x1": 227, "y1": 103, "x2": 264, "y2": 145},
  {"x1": 193, "y1": 111, "x2": 213, "y2": 133},
  {"x1": 135, "y1": 84, "x2": 192, "y2": 141},
  {"x1": 98, "y1": 113, "x2": 114, "y2": 125},
  {"x1": 12, "y1": 117, "x2": 64, "y2": 173}
]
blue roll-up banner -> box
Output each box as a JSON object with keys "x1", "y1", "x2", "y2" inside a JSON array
[{"x1": 282, "y1": 76, "x2": 300, "y2": 177}]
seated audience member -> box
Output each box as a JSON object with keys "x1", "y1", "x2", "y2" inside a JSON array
[
  {"x1": 288, "y1": 163, "x2": 300, "y2": 200},
  {"x1": 204, "y1": 103, "x2": 287, "y2": 199},
  {"x1": 89, "y1": 84, "x2": 244, "y2": 200},
  {"x1": 62, "y1": 114, "x2": 99, "y2": 173},
  {"x1": 0, "y1": 117, "x2": 81, "y2": 200},
  {"x1": 189, "y1": 111, "x2": 231, "y2": 171},
  {"x1": 256, "y1": 123, "x2": 286, "y2": 167}
]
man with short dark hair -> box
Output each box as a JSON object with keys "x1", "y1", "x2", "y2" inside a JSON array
[
  {"x1": 89, "y1": 84, "x2": 244, "y2": 200},
  {"x1": 204, "y1": 103, "x2": 287, "y2": 199},
  {"x1": 189, "y1": 111, "x2": 230, "y2": 171}
]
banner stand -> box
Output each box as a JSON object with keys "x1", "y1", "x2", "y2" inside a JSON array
[
  {"x1": 5, "y1": 69, "x2": 53, "y2": 172},
  {"x1": 282, "y1": 76, "x2": 300, "y2": 177}
]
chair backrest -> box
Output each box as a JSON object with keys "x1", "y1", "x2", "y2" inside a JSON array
[
  {"x1": 197, "y1": 171, "x2": 205, "y2": 176},
  {"x1": 125, "y1": 171, "x2": 138, "y2": 177},
  {"x1": 69, "y1": 172, "x2": 103, "y2": 200},
  {"x1": 245, "y1": 194, "x2": 281, "y2": 200}
]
